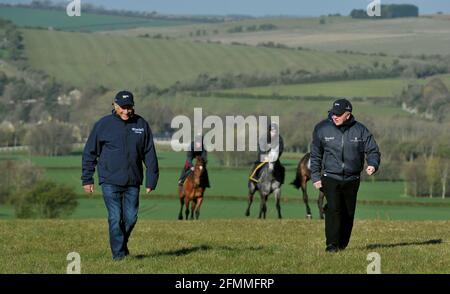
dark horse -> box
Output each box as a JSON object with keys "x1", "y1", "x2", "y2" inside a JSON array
[
  {"x1": 245, "y1": 162, "x2": 282, "y2": 219},
  {"x1": 291, "y1": 152, "x2": 325, "y2": 219},
  {"x1": 178, "y1": 156, "x2": 205, "y2": 220}
]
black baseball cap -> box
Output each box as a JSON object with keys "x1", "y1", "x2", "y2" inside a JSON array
[
  {"x1": 114, "y1": 90, "x2": 134, "y2": 107},
  {"x1": 330, "y1": 98, "x2": 352, "y2": 116}
]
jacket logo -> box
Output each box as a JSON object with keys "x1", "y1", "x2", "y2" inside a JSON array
[
  {"x1": 132, "y1": 127, "x2": 144, "y2": 134},
  {"x1": 350, "y1": 137, "x2": 363, "y2": 142},
  {"x1": 324, "y1": 136, "x2": 335, "y2": 142}
]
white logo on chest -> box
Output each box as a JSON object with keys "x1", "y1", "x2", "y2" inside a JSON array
[{"x1": 132, "y1": 127, "x2": 144, "y2": 134}]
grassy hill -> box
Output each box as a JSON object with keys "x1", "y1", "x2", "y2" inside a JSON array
[
  {"x1": 119, "y1": 15, "x2": 450, "y2": 56},
  {"x1": 0, "y1": 219, "x2": 448, "y2": 273},
  {"x1": 219, "y1": 74, "x2": 450, "y2": 99},
  {"x1": 0, "y1": 7, "x2": 195, "y2": 32},
  {"x1": 21, "y1": 28, "x2": 401, "y2": 89}
]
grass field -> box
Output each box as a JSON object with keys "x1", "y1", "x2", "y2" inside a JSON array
[
  {"x1": 22, "y1": 28, "x2": 400, "y2": 89},
  {"x1": 1, "y1": 151, "x2": 449, "y2": 222},
  {"x1": 196, "y1": 16, "x2": 450, "y2": 56},
  {"x1": 0, "y1": 219, "x2": 448, "y2": 273},
  {"x1": 114, "y1": 15, "x2": 450, "y2": 56},
  {"x1": 0, "y1": 7, "x2": 195, "y2": 32},
  {"x1": 219, "y1": 74, "x2": 450, "y2": 99},
  {"x1": 160, "y1": 94, "x2": 408, "y2": 118}
]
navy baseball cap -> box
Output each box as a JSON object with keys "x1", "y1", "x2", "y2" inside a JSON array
[
  {"x1": 114, "y1": 90, "x2": 134, "y2": 107},
  {"x1": 330, "y1": 98, "x2": 352, "y2": 116}
]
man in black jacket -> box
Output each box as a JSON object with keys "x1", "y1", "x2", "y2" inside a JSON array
[
  {"x1": 81, "y1": 90, "x2": 159, "y2": 260},
  {"x1": 310, "y1": 98, "x2": 380, "y2": 252}
]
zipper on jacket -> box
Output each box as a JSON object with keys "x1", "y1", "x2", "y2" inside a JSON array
[
  {"x1": 341, "y1": 133, "x2": 345, "y2": 181},
  {"x1": 124, "y1": 120, "x2": 132, "y2": 184}
]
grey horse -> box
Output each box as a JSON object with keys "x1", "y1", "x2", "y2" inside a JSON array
[{"x1": 245, "y1": 162, "x2": 282, "y2": 219}]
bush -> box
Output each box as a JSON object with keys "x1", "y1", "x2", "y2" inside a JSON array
[
  {"x1": 24, "y1": 121, "x2": 80, "y2": 156},
  {"x1": 14, "y1": 180, "x2": 78, "y2": 219},
  {"x1": 0, "y1": 160, "x2": 43, "y2": 204}
]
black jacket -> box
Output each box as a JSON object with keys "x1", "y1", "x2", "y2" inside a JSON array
[
  {"x1": 81, "y1": 112, "x2": 159, "y2": 189},
  {"x1": 310, "y1": 114, "x2": 380, "y2": 182}
]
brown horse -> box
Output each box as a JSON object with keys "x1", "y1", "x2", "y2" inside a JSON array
[
  {"x1": 178, "y1": 156, "x2": 205, "y2": 220},
  {"x1": 291, "y1": 152, "x2": 325, "y2": 219}
]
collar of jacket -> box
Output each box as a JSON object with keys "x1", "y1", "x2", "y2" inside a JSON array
[
  {"x1": 327, "y1": 112, "x2": 356, "y2": 132},
  {"x1": 111, "y1": 110, "x2": 135, "y2": 122}
]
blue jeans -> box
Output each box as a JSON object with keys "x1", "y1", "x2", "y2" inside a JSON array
[{"x1": 101, "y1": 184, "x2": 140, "y2": 260}]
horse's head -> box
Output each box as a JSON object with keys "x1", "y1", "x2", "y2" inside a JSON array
[{"x1": 193, "y1": 156, "x2": 205, "y2": 187}]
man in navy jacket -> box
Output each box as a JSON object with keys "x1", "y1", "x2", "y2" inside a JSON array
[
  {"x1": 310, "y1": 98, "x2": 380, "y2": 253},
  {"x1": 81, "y1": 90, "x2": 159, "y2": 260}
]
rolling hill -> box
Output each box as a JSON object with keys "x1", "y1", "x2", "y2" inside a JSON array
[
  {"x1": 22, "y1": 28, "x2": 403, "y2": 89},
  {"x1": 0, "y1": 6, "x2": 196, "y2": 32},
  {"x1": 115, "y1": 15, "x2": 450, "y2": 56}
]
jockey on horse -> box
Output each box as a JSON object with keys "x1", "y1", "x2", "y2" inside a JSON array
[
  {"x1": 178, "y1": 133, "x2": 211, "y2": 188},
  {"x1": 249, "y1": 123, "x2": 285, "y2": 185}
]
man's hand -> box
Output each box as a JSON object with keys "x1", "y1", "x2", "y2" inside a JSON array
[
  {"x1": 83, "y1": 184, "x2": 94, "y2": 194},
  {"x1": 313, "y1": 181, "x2": 322, "y2": 189},
  {"x1": 146, "y1": 188, "x2": 152, "y2": 194},
  {"x1": 366, "y1": 166, "x2": 376, "y2": 176}
]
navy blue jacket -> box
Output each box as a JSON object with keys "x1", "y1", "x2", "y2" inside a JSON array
[
  {"x1": 81, "y1": 112, "x2": 159, "y2": 189},
  {"x1": 310, "y1": 114, "x2": 380, "y2": 183}
]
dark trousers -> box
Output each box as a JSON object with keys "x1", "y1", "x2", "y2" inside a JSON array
[
  {"x1": 101, "y1": 184, "x2": 140, "y2": 260},
  {"x1": 321, "y1": 176, "x2": 360, "y2": 249}
]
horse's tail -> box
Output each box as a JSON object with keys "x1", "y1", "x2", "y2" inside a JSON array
[
  {"x1": 291, "y1": 153, "x2": 310, "y2": 189},
  {"x1": 290, "y1": 172, "x2": 302, "y2": 189}
]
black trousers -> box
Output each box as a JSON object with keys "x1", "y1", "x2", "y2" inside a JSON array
[{"x1": 321, "y1": 176, "x2": 360, "y2": 249}]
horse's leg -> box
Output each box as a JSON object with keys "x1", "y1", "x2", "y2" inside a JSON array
[
  {"x1": 178, "y1": 195, "x2": 184, "y2": 220},
  {"x1": 245, "y1": 181, "x2": 256, "y2": 217},
  {"x1": 301, "y1": 177, "x2": 312, "y2": 219},
  {"x1": 318, "y1": 190, "x2": 325, "y2": 220},
  {"x1": 274, "y1": 187, "x2": 282, "y2": 219},
  {"x1": 190, "y1": 199, "x2": 196, "y2": 220},
  {"x1": 195, "y1": 197, "x2": 203, "y2": 220},
  {"x1": 184, "y1": 196, "x2": 190, "y2": 220},
  {"x1": 259, "y1": 192, "x2": 268, "y2": 219}
]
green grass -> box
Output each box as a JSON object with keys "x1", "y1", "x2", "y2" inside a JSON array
[
  {"x1": 1, "y1": 197, "x2": 449, "y2": 221},
  {"x1": 0, "y1": 219, "x2": 448, "y2": 273},
  {"x1": 1, "y1": 151, "x2": 449, "y2": 223},
  {"x1": 199, "y1": 16, "x2": 450, "y2": 56},
  {"x1": 0, "y1": 7, "x2": 194, "y2": 32},
  {"x1": 219, "y1": 74, "x2": 450, "y2": 99},
  {"x1": 221, "y1": 78, "x2": 411, "y2": 98},
  {"x1": 160, "y1": 94, "x2": 408, "y2": 118},
  {"x1": 22, "y1": 28, "x2": 399, "y2": 89}
]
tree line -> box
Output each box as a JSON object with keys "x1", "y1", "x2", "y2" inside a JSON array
[{"x1": 351, "y1": 4, "x2": 419, "y2": 19}]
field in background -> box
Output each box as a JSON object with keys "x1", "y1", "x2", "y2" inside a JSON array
[
  {"x1": 0, "y1": 7, "x2": 195, "y2": 32},
  {"x1": 22, "y1": 28, "x2": 399, "y2": 89},
  {"x1": 112, "y1": 16, "x2": 450, "y2": 56},
  {"x1": 220, "y1": 75, "x2": 450, "y2": 98},
  {"x1": 0, "y1": 219, "x2": 448, "y2": 273},
  {"x1": 1, "y1": 151, "x2": 449, "y2": 221}
]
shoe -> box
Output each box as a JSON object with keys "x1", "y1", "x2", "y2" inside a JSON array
[
  {"x1": 325, "y1": 245, "x2": 339, "y2": 253},
  {"x1": 113, "y1": 255, "x2": 125, "y2": 261}
]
